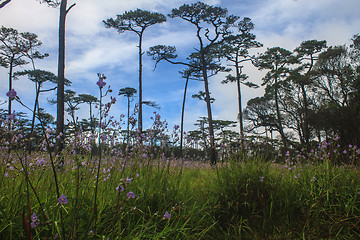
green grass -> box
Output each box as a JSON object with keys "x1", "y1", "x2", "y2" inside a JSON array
[{"x1": 1, "y1": 151, "x2": 360, "y2": 239}]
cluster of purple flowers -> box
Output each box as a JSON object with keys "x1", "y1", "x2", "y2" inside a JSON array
[
  {"x1": 30, "y1": 212, "x2": 40, "y2": 228},
  {"x1": 96, "y1": 76, "x2": 106, "y2": 88}
]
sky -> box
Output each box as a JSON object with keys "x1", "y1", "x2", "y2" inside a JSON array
[{"x1": 1, "y1": 0, "x2": 359, "y2": 134}]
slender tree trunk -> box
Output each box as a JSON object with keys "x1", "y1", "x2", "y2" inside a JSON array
[
  {"x1": 235, "y1": 59, "x2": 244, "y2": 139},
  {"x1": 8, "y1": 57, "x2": 13, "y2": 116},
  {"x1": 180, "y1": 74, "x2": 190, "y2": 157},
  {"x1": 89, "y1": 103, "x2": 94, "y2": 133},
  {"x1": 138, "y1": 33, "x2": 143, "y2": 134},
  {"x1": 29, "y1": 55, "x2": 39, "y2": 134},
  {"x1": 274, "y1": 77, "x2": 287, "y2": 149},
  {"x1": 301, "y1": 55, "x2": 314, "y2": 148},
  {"x1": 301, "y1": 83, "x2": 310, "y2": 146},
  {"x1": 31, "y1": 83, "x2": 41, "y2": 133},
  {"x1": 127, "y1": 96, "x2": 130, "y2": 144},
  {"x1": 56, "y1": 0, "x2": 67, "y2": 153},
  {"x1": 201, "y1": 62, "x2": 216, "y2": 165}
]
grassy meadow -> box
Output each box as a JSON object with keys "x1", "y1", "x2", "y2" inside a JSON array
[{"x1": 1, "y1": 133, "x2": 360, "y2": 239}]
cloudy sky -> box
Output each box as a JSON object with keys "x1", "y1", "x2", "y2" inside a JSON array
[{"x1": 1, "y1": 0, "x2": 359, "y2": 132}]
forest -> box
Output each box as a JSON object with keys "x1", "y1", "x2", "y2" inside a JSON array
[{"x1": 1, "y1": 1, "x2": 360, "y2": 239}]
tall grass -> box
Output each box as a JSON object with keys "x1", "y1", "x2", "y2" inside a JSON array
[{"x1": 1, "y1": 146, "x2": 360, "y2": 239}]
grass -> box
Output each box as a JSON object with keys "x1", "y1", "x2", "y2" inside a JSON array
[{"x1": 1, "y1": 147, "x2": 360, "y2": 240}]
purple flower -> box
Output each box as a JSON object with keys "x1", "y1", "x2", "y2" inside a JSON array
[
  {"x1": 58, "y1": 194, "x2": 69, "y2": 204},
  {"x1": 31, "y1": 212, "x2": 38, "y2": 222},
  {"x1": 127, "y1": 191, "x2": 135, "y2": 199},
  {"x1": 30, "y1": 221, "x2": 37, "y2": 228},
  {"x1": 260, "y1": 176, "x2": 264, "y2": 182},
  {"x1": 96, "y1": 78, "x2": 106, "y2": 88},
  {"x1": 116, "y1": 185, "x2": 124, "y2": 192},
  {"x1": 163, "y1": 211, "x2": 171, "y2": 220},
  {"x1": 125, "y1": 176, "x2": 132, "y2": 183},
  {"x1": 6, "y1": 89, "x2": 17, "y2": 100},
  {"x1": 30, "y1": 213, "x2": 39, "y2": 228}
]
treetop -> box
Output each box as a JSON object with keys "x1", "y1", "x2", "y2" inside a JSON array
[{"x1": 104, "y1": 9, "x2": 166, "y2": 33}]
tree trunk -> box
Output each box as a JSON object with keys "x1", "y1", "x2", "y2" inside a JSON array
[
  {"x1": 180, "y1": 74, "x2": 190, "y2": 157},
  {"x1": 301, "y1": 55, "x2": 314, "y2": 149},
  {"x1": 138, "y1": 33, "x2": 143, "y2": 134},
  {"x1": 8, "y1": 56, "x2": 13, "y2": 116},
  {"x1": 56, "y1": 0, "x2": 67, "y2": 153},
  {"x1": 89, "y1": 102, "x2": 94, "y2": 134},
  {"x1": 201, "y1": 61, "x2": 216, "y2": 165},
  {"x1": 300, "y1": 83, "x2": 310, "y2": 146},
  {"x1": 235, "y1": 59, "x2": 244, "y2": 139},
  {"x1": 31, "y1": 83, "x2": 41, "y2": 133},
  {"x1": 274, "y1": 77, "x2": 287, "y2": 149},
  {"x1": 127, "y1": 96, "x2": 130, "y2": 144}
]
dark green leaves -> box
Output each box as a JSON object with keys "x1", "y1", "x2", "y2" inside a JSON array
[
  {"x1": 104, "y1": 9, "x2": 166, "y2": 34},
  {"x1": 118, "y1": 87, "x2": 137, "y2": 98}
]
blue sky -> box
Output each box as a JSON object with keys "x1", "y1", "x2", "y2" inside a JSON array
[{"x1": 1, "y1": 0, "x2": 360, "y2": 133}]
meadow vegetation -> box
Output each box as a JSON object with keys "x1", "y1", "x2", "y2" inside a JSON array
[{"x1": 1, "y1": 114, "x2": 360, "y2": 239}]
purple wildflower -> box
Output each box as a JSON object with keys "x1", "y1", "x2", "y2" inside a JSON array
[
  {"x1": 58, "y1": 194, "x2": 69, "y2": 205},
  {"x1": 31, "y1": 212, "x2": 38, "y2": 222},
  {"x1": 6, "y1": 89, "x2": 17, "y2": 100},
  {"x1": 96, "y1": 78, "x2": 106, "y2": 88},
  {"x1": 127, "y1": 191, "x2": 135, "y2": 199},
  {"x1": 116, "y1": 185, "x2": 125, "y2": 192},
  {"x1": 30, "y1": 213, "x2": 39, "y2": 228},
  {"x1": 30, "y1": 221, "x2": 37, "y2": 228},
  {"x1": 126, "y1": 176, "x2": 132, "y2": 183},
  {"x1": 163, "y1": 211, "x2": 171, "y2": 220},
  {"x1": 260, "y1": 176, "x2": 264, "y2": 182}
]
